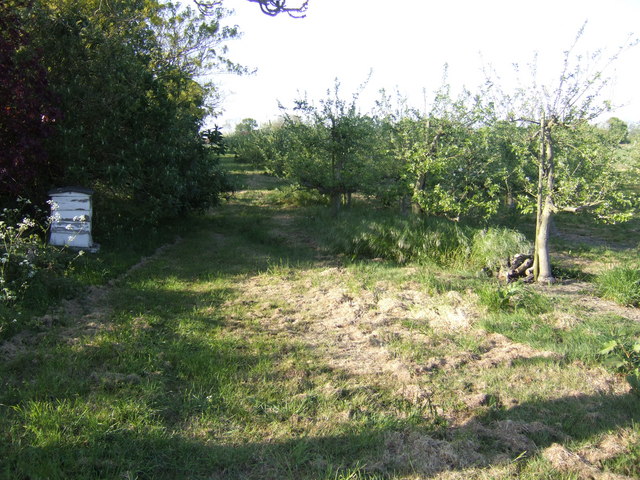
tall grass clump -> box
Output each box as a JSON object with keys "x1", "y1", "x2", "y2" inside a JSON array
[
  {"x1": 326, "y1": 212, "x2": 473, "y2": 265},
  {"x1": 469, "y1": 227, "x2": 532, "y2": 270},
  {"x1": 267, "y1": 185, "x2": 329, "y2": 207},
  {"x1": 596, "y1": 266, "x2": 640, "y2": 307},
  {"x1": 477, "y1": 282, "x2": 551, "y2": 314},
  {"x1": 323, "y1": 210, "x2": 531, "y2": 270}
]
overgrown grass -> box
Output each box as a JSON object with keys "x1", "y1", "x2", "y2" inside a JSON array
[
  {"x1": 596, "y1": 266, "x2": 640, "y2": 307},
  {"x1": 267, "y1": 184, "x2": 329, "y2": 207},
  {"x1": 309, "y1": 208, "x2": 531, "y2": 269}
]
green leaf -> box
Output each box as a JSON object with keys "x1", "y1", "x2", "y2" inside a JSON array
[{"x1": 599, "y1": 340, "x2": 619, "y2": 355}]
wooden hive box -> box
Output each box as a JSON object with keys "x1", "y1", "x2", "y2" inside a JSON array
[{"x1": 48, "y1": 187, "x2": 98, "y2": 251}]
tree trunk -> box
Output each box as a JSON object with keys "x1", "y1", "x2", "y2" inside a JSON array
[
  {"x1": 411, "y1": 120, "x2": 441, "y2": 216},
  {"x1": 535, "y1": 196, "x2": 555, "y2": 284},
  {"x1": 412, "y1": 173, "x2": 426, "y2": 214},
  {"x1": 329, "y1": 117, "x2": 342, "y2": 217},
  {"x1": 344, "y1": 192, "x2": 352, "y2": 208},
  {"x1": 533, "y1": 113, "x2": 556, "y2": 284},
  {"x1": 401, "y1": 194, "x2": 411, "y2": 216},
  {"x1": 505, "y1": 188, "x2": 515, "y2": 209},
  {"x1": 330, "y1": 191, "x2": 341, "y2": 217}
]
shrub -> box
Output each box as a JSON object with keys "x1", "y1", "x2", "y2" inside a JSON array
[
  {"x1": 596, "y1": 266, "x2": 640, "y2": 307},
  {"x1": 0, "y1": 200, "x2": 80, "y2": 337}
]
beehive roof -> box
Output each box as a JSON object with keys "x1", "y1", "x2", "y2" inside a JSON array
[{"x1": 48, "y1": 187, "x2": 94, "y2": 195}]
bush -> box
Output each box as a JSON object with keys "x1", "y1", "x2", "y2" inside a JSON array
[
  {"x1": 596, "y1": 266, "x2": 640, "y2": 307},
  {"x1": 0, "y1": 200, "x2": 80, "y2": 337},
  {"x1": 600, "y1": 337, "x2": 640, "y2": 393}
]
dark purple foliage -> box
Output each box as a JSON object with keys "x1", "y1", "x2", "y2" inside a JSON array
[{"x1": 0, "y1": 1, "x2": 59, "y2": 199}]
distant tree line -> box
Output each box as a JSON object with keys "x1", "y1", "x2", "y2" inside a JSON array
[{"x1": 226, "y1": 71, "x2": 639, "y2": 283}]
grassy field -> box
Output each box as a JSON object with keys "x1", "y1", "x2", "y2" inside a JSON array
[{"x1": 1, "y1": 159, "x2": 639, "y2": 479}]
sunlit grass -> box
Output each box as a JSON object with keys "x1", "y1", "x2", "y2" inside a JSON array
[{"x1": 596, "y1": 266, "x2": 640, "y2": 307}]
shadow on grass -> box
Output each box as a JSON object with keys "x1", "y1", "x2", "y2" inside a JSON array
[
  {"x1": 3, "y1": 387, "x2": 640, "y2": 479},
  {"x1": 3, "y1": 284, "x2": 639, "y2": 478},
  {"x1": 4, "y1": 264, "x2": 640, "y2": 479}
]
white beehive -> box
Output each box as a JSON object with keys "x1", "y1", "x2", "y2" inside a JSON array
[{"x1": 48, "y1": 187, "x2": 98, "y2": 251}]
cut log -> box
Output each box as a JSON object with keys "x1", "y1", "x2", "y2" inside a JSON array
[{"x1": 497, "y1": 253, "x2": 534, "y2": 283}]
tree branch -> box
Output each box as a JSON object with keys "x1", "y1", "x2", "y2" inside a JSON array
[
  {"x1": 247, "y1": 0, "x2": 308, "y2": 17},
  {"x1": 194, "y1": 0, "x2": 309, "y2": 17},
  {"x1": 557, "y1": 201, "x2": 604, "y2": 213}
]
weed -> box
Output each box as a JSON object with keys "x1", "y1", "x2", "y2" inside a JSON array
[
  {"x1": 600, "y1": 337, "x2": 640, "y2": 393},
  {"x1": 477, "y1": 283, "x2": 551, "y2": 314}
]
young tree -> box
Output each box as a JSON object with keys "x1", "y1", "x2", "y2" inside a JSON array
[
  {"x1": 606, "y1": 117, "x2": 630, "y2": 144},
  {"x1": 280, "y1": 81, "x2": 386, "y2": 215},
  {"x1": 225, "y1": 118, "x2": 267, "y2": 165},
  {"x1": 389, "y1": 83, "x2": 501, "y2": 221},
  {"x1": 494, "y1": 27, "x2": 638, "y2": 283},
  {"x1": 202, "y1": 125, "x2": 227, "y2": 154}
]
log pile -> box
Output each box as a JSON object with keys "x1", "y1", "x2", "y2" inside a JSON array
[{"x1": 498, "y1": 253, "x2": 534, "y2": 283}]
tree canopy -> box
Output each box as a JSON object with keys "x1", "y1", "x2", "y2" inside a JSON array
[
  {"x1": 230, "y1": 52, "x2": 637, "y2": 282},
  {"x1": 1, "y1": 0, "x2": 239, "y2": 233},
  {"x1": 0, "y1": 1, "x2": 58, "y2": 199}
]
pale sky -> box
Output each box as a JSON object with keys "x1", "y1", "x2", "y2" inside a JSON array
[{"x1": 211, "y1": 0, "x2": 640, "y2": 131}]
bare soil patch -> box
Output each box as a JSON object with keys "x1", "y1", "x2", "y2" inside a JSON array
[
  {"x1": 542, "y1": 279, "x2": 640, "y2": 322},
  {"x1": 218, "y1": 253, "x2": 637, "y2": 478}
]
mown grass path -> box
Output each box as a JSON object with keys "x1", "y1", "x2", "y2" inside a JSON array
[{"x1": 1, "y1": 162, "x2": 639, "y2": 479}]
